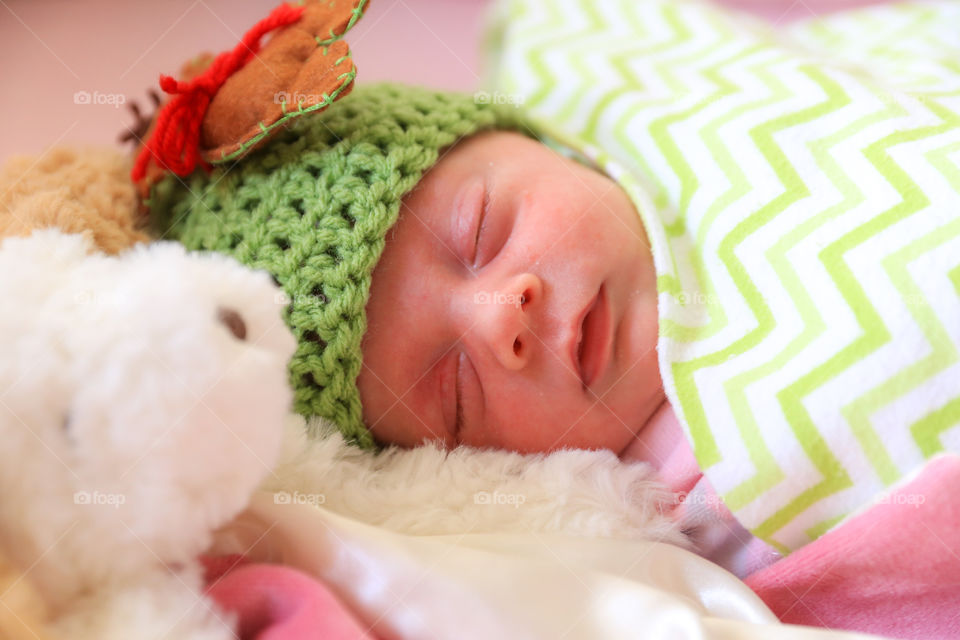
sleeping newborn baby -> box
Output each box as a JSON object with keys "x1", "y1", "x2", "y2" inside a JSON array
[
  {"x1": 357, "y1": 129, "x2": 774, "y2": 575},
  {"x1": 158, "y1": 80, "x2": 958, "y2": 575},
  {"x1": 155, "y1": 0, "x2": 960, "y2": 587},
  {"x1": 357, "y1": 130, "x2": 663, "y2": 456}
]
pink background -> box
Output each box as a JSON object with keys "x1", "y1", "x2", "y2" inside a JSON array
[{"x1": 0, "y1": 0, "x2": 888, "y2": 163}]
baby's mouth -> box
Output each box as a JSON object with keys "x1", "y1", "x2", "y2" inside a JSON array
[{"x1": 575, "y1": 284, "x2": 612, "y2": 390}]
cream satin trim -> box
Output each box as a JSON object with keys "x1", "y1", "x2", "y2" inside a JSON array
[{"x1": 211, "y1": 492, "x2": 882, "y2": 640}]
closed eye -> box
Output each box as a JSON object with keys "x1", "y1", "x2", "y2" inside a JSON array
[
  {"x1": 456, "y1": 177, "x2": 510, "y2": 269},
  {"x1": 471, "y1": 187, "x2": 489, "y2": 265},
  {"x1": 474, "y1": 180, "x2": 514, "y2": 268},
  {"x1": 453, "y1": 349, "x2": 486, "y2": 442},
  {"x1": 454, "y1": 351, "x2": 466, "y2": 437}
]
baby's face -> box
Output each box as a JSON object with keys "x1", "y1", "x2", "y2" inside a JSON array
[{"x1": 357, "y1": 131, "x2": 662, "y2": 454}]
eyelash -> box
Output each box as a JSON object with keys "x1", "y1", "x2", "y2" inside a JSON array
[
  {"x1": 454, "y1": 351, "x2": 465, "y2": 436},
  {"x1": 470, "y1": 189, "x2": 489, "y2": 265}
]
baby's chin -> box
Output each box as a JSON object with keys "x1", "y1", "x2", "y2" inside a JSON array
[
  {"x1": 617, "y1": 395, "x2": 675, "y2": 463},
  {"x1": 619, "y1": 397, "x2": 704, "y2": 497}
]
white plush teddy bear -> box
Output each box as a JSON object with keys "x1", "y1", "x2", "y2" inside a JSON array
[{"x1": 0, "y1": 229, "x2": 296, "y2": 639}]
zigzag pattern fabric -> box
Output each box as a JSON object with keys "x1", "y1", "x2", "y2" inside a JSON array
[{"x1": 485, "y1": 0, "x2": 960, "y2": 553}]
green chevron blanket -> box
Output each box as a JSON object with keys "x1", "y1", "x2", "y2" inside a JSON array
[{"x1": 484, "y1": 0, "x2": 960, "y2": 553}]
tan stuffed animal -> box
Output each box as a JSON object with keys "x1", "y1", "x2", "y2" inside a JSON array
[
  {"x1": 0, "y1": 551, "x2": 51, "y2": 640},
  {"x1": 0, "y1": 147, "x2": 147, "y2": 253}
]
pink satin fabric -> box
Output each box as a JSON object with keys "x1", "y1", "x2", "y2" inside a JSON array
[{"x1": 203, "y1": 555, "x2": 375, "y2": 640}]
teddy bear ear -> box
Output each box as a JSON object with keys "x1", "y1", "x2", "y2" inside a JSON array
[
  {"x1": 200, "y1": 0, "x2": 366, "y2": 164},
  {"x1": 130, "y1": 0, "x2": 367, "y2": 196}
]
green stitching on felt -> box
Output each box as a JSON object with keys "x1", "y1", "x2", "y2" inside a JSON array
[
  {"x1": 152, "y1": 84, "x2": 527, "y2": 449},
  {"x1": 316, "y1": 28, "x2": 337, "y2": 45},
  {"x1": 315, "y1": 0, "x2": 367, "y2": 46},
  {"x1": 207, "y1": 2, "x2": 365, "y2": 163},
  {"x1": 210, "y1": 64, "x2": 357, "y2": 163},
  {"x1": 210, "y1": 51, "x2": 357, "y2": 164}
]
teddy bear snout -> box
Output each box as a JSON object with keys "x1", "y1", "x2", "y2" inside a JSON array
[{"x1": 216, "y1": 306, "x2": 246, "y2": 341}]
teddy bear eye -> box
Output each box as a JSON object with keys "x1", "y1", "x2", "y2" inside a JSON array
[
  {"x1": 216, "y1": 307, "x2": 247, "y2": 341},
  {"x1": 61, "y1": 413, "x2": 78, "y2": 446}
]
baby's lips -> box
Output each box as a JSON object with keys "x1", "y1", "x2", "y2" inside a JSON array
[{"x1": 200, "y1": 0, "x2": 366, "y2": 164}]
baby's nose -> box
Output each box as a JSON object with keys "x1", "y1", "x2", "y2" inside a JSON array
[{"x1": 471, "y1": 273, "x2": 542, "y2": 371}]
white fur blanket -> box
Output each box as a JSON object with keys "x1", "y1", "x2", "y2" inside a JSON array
[
  {"x1": 261, "y1": 416, "x2": 688, "y2": 547},
  {"x1": 211, "y1": 417, "x2": 883, "y2": 640}
]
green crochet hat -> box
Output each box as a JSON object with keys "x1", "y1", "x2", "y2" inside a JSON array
[{"x1": 150, "y1": 83, "x2": 527, "y2": 449}]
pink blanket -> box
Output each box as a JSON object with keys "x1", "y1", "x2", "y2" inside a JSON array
[
  {"x1": 745, "y1": 454, "x2": 960, "y2": 639},
  {"x1": 631, "y1": 405, "x2": 960, "y2": 638},
  {"x1": 202, "y1": 555, "x2": 375, "y2": 640}
]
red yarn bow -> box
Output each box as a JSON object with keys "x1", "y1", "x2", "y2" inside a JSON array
[{"x1": 131, "y1": 3, "x2": 305, "y2": 183}]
